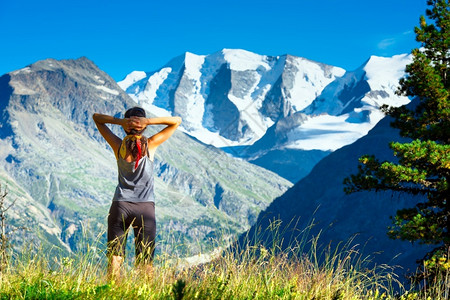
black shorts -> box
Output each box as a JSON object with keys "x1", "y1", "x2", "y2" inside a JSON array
[{"x1": 107, "y1": 201, "x2": 156, "y2": 264}]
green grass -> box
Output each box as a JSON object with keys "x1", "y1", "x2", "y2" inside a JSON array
[{"x1": 1, "y1": 228, "x2": 449, "y2": 299}]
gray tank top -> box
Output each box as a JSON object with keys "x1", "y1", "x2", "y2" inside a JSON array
[{"x1": 112, "y1": 153, "x2": 155, "y2": 203}]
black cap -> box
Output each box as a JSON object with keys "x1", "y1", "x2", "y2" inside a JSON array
[{"x1": 125, "y1": 107, "x2": 146, "y2": 118}]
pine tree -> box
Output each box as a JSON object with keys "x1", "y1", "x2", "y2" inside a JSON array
[{"x1": 344, "y1": 0, "x2": 450, "y2": 281}]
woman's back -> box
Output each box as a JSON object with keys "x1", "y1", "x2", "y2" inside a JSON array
[{"x1": 113, "y1": 138, "x2": 154, "y2": 203}]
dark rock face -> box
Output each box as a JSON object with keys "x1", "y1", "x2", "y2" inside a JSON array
[
  {"x1": 214, "y1": 183, "x2": 224, "y2": 209},
  {"x1": 170, "y1": 64, "x2": 187, "y2": 116},
  {"x1": 261, "y1": 76, "x2": 294, "y2": 122},
  {"x1": 338, "y1": 76, "x2": 371, "y2": 115},
  {"x1": 204, "y1": 64, "x2": 243, "y2": 140}
]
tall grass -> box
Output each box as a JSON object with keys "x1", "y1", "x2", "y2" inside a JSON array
[{"x1": 0, "y1": 221, "x2": 449, "y2": 299}]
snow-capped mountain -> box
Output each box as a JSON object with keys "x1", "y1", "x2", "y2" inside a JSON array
[
  {"x1": 119, "y1": 49, "x2": 346, "y2": 148},
  {"x1": 293, "y1": 54, "x2": 411, "y2": 151},
  {"x1": 119, "y1": 49, "x2": 411, "y2": 183}
]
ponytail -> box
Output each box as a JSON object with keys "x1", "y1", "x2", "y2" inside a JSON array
[
  {"x1": 120, "y1": 135, "x2": 148, "y2": 169},
  {"x1": 121, "y1": 106, "x2": 148, "y2": 168},
  {"x1": 124, "y1": 135, "x2": 148, "y2": 159}
]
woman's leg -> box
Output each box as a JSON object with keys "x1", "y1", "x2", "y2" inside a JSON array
[
  {"x1": 108, "y1": 255, "x2": 124, "y2": 282},
  {"x1": 132, "y1": 202, "x2": 156, "y2": 274},
  {"x1": 107, "y1": 201, "x2": 131, "y2": 282}
]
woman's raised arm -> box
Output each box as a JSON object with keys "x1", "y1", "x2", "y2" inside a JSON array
[
  {"x1": 92, "y1": 113, "x2": 127, "y2": 158},
  {"x1": 130, "y1": 116, "x2": 182, "y2": 151}
]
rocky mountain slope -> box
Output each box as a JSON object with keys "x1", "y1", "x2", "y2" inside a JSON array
[
  {"x1": 0, "y1": 57, "x2": 291, "y2": 256},
  {"x1": 119, "y1": 49, "x2": 411, "y2": 183}
]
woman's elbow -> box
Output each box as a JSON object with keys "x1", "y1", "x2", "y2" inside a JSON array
[{"x1": 92, "y1": 113, "x2": 103, "y2": 124}]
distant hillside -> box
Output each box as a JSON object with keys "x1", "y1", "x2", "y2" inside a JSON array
[
  {"x1": 239, "y1": 114, "x2": 431, "y2": 276},
  {"x1": 0, "y1": 57, "x2": 291, "y2": 256}
]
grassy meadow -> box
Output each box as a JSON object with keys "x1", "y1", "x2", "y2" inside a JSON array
[{"x1": 1, "y1": 224, "x2": 449, "y2": 300}]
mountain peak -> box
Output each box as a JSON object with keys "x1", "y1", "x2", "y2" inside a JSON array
[
  {"x1": 8, "y1": 56, "x2": 103, "y2": 80},
  {"x1": 357, "y1": 53, "x2": 412, "y2": 97},
  {"x1": 357, "y1": 53, "x2": 411, "y2": 72},
  {"x1": 220, "y1": 48, "x2": 272, "y2": 71},
  {"x1": 221, "y1": 48, "x2": 259, "y2": 56}
]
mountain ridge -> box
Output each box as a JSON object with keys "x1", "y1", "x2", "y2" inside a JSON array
[{"x1": 0, "y1": 56, "x2": 291, "y2": 256}]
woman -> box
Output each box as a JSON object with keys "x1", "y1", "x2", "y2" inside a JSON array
[{"x1": 93, "y1": 107, "x2": 181, "y2": 280}]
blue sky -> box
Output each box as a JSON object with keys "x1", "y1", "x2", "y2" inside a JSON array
[{"x1": 1, "y1": 0, "x2": 427, "y2": 81}]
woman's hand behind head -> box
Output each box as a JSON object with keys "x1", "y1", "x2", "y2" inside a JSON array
[
  {"x1": 121, "y1": 117, "x2": 133, "y2": 133},
  {"x1": 122, "y1": 116, "x2": 148, "y2": 135}
]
